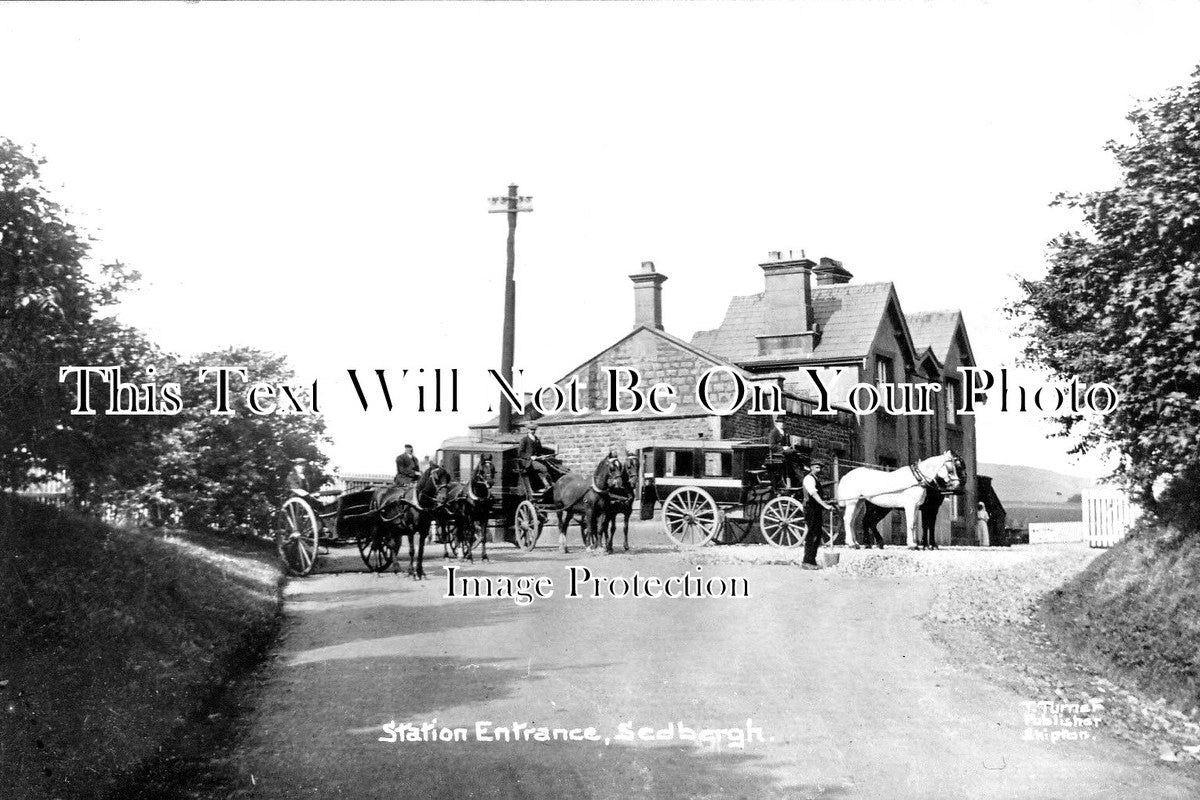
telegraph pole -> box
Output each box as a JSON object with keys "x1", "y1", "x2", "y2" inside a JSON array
[{"x1": 488, "y1": 184, "x2": 532, "y2": 435}]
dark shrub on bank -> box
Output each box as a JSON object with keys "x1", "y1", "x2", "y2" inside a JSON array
[{"x1": 0, "y1": 495, "x2": 282, "y2": 800}]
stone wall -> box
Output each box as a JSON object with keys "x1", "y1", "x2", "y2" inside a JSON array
[{"x1": 539, "y1": 415, "x2": 714, "y2": 473}]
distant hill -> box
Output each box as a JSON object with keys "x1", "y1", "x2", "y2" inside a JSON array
[{"x1": 978, "y1": 462, "x2": 1091, "y2": 504}]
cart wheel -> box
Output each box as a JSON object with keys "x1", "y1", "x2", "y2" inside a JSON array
[
  {"x1": 661, "y1": 487, "x2": 721, "y2": 547},
  {"x1": 514, "y1": 501, "x2": 542, "y2": 552},
  {"x1": 278, "y1": 498, "x2": 321, "y2": 575},
  {"x1": 760, "y1": 496, "x2": 806, "y2": 547},
  {"x1": 357, "y1": 525, "x2": 395, "y2": 572}
]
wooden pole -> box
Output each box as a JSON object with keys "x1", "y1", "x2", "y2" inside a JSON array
[{"x1": 500, "y1": 184, "x2": 518, "y2": 435}]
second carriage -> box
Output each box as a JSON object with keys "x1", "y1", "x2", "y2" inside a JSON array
[
  {"x1": 433, "y1": 438, "x2": 542, "y2": 552},
  {"x1": 631, "y1": 438, "x2": 832, "y2": 548}
]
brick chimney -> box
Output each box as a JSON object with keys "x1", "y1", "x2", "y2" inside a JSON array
[
  {"x1": 814, "y1": 256, "x2": 853, "y2": 285},
  {"x1": 756, "y1": 250, "x2": 819, "y2": 355},
  {"x1": 630, "y1": 260, "x2": 667, "y2": 330}
]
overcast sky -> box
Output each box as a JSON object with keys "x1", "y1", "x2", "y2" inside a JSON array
[{"x1": 3, "y1": 1, "x2": 1198, "y2": 478}]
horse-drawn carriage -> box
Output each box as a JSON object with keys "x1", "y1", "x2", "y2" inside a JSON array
[
  {"x1": 630, "y1": 438, "x2": 826, "y2": 548},
  {"x1": 275, "y1": 472, "x2": 448, "y2": 578},
  {"x1": 635, "y1": 438, "x2": 967, "y2": 550},
  {"x1": 434, "y1": 437, "x2": 635, "y2": 554},
  {"x1": 275, "y1": 483, "x2": 389, "y2": 577}
]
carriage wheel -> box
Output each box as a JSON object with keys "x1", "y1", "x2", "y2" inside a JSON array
[
  {"x1": 514, "y1": 501, "x2": 542, "y2": 552},
  {"x1": 661, "y1": 487, "x2": 720, "y2": 548},
  {"x1": 760, "y1": 496, "x2": 806, "y2": 547},
  {"x1": 356, "y1": 526, "x2": 395, "y2": 572},
  {"x1": 278, "y1": 498, "x2": 321, "y2": 576}
]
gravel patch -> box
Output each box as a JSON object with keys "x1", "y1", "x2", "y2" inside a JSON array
[
  {"x1": 685, "y1": 544, "x2": 1048, "y2": 577},
  {"x1": 924, "y1": 543, "x2": 1200, "y2": 771}
]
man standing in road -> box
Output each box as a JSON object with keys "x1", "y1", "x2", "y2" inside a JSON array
[{"x1": 801, "y1": 461, "x2": 836, "y2": 570}]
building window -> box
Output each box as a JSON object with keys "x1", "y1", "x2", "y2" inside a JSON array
[
  {"x1": 665, "y1": 450, "x2": 695, "y2": 478},
  {"x1": 457, "y1": 453, "x2": 474, "y2": 481},
  {"x1": 876, "y1": 356, "x2": 893, "y2": 387},
  {"x1": 704, "y1": 452, "x2": 732, "y2": 477},
  {"x1": 945, "y1": 379, "x2": 959, "y2": 424}
]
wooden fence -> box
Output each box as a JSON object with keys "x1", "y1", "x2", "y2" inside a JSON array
[{"x1": 1084, "y1": 488, "x2": 1138, "y2": 548}]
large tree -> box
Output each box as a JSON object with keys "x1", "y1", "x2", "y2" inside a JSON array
[
  {"x1": 1011, "y1": 66, "x2": 1200, "y2": 530},
  {"x1": 0, "y1": 137, "x2": 170, "y2": 498},
  {"x1": 152, "y1": 346, "x2": 332, "y2": 531}
]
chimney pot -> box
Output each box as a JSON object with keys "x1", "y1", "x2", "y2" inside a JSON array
[
  {"x1": 757, "y1": 250, "x2": 817, "y2": 348},
  {"x1": 815, "y1": 256, "x2": 854, "y2": 285},
  {"x1": 630, "y1": 261, "x2": 668, "y2": 330}
]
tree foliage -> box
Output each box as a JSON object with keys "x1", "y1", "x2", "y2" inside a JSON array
[
  {"x1": 0, "y1": 137, "x2": 167, "y2": 497},
  {"x1": 1, "y1": 140, "x2": 332, "y2": 532},
  {"x1": 1010, "y1": 66, "x2": 1200, "y2": 530},
  {"x1": 149, "y1": 347, "x2": 332, "y2": 531}
]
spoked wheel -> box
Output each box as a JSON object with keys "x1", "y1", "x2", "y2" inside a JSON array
[
  {"x1": 661, "y1": 487, "x2": 721, "y2": 548},
  {"x1": 514, "y1": 500, "x2": 543, "y2": 552},
  {"x1": 278, "y1": 498, "x2": 321, "y2": 575},
  {"x1": 357, "y1": 525, "x2": 396, "y2": 572},
  {"x1": 760, "y1": 496, "x2": 806, "y2": 547}
]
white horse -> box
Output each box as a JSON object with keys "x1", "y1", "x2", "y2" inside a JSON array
[{"x1": 836, "y1": 451, "x2": 965, "y2": 549}]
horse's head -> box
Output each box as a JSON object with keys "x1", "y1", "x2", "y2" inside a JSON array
[
  {"x1": 603, "y1": 459, "x2": 627, "y2": 493},
  {"x1": 541, "y1": 454, "x2": 568, "y2": 480},
  {"x1": 472, "y1": 459, "x2": 496, "y2": 487},
  {"x1": 933, "y1": 450, "x2": 966, "y2": 491},
  {"x1": 470, "y1": 460, "x2": 496, "y2": 499},
  {"x1": 417, "y1": 465, "x2": 453, "y2": 508}
]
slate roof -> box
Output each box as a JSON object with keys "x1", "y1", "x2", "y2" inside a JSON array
[
  {"x1": 905, "y1": 310, "x2": 966, "y2": 364},
  {"x1": 691, "y1": 282, "x2": 897, "y2": 363}
]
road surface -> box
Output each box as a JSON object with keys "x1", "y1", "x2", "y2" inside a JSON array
[{"x1": 215, "y1": 526, "x2": 1199, "y2": 799}]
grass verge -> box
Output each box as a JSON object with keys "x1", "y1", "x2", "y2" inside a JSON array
[
  {"x1": 0, "y1": 495, "x2": 284, "y2": 800},
  {"x1": 1041, "y1": 523, "x2": 1200, "y2": 712}
]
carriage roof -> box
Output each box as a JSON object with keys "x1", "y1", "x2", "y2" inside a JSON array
[{"x1": 438, "y1": 436, "x2": 519, "y2": 455}]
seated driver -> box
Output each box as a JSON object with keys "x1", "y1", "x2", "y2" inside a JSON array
[
  {"x1": 518, "y1": 423, "x2": 551, "y2": 493},
  {"x1": 767, "y1": 417, "x2": 804, "y2": 488},
  {"x1": 286, "y1": 457, "x2": 333, "y2": 536}
]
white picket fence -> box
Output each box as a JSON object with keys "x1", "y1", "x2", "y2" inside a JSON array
[
  {"x1": 1028, "y1": 521, "x2": 1085, "y2": 544},
  {"x1": 1084, "y1": 488, "x2": 1138, "y2": 548}
]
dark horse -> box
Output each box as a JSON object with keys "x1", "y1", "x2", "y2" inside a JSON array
[
  {"x1": 371, "y1": 465, "x2": 451, "y2": 579},
  {"x1": 442, "y1": 458, "x2": 496, "y2": 562},
  {"x1": 524, "y1": 454, "x2": 593, "y2": 553},
  {"x1": 594, "y1": 455, "x2": 637, "y2": 553}
]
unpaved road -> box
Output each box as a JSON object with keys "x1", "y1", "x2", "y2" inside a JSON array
[{"x1": 213, "y1": 527, "x2": 1200, "y2": 799}]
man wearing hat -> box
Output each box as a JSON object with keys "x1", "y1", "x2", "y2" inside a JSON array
[
  {"x1": 395, "y1": 444, "x2": 420, "y2": 488},
  {"x1": 801, "y1": 460, "x2": 836, "y2": 570},
  {"x1": 287, "y1": 458, "x2": 314, "y2": 500},
  {"x1": 518, "y1": 423, "x2": 549, "y2": 494}
]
